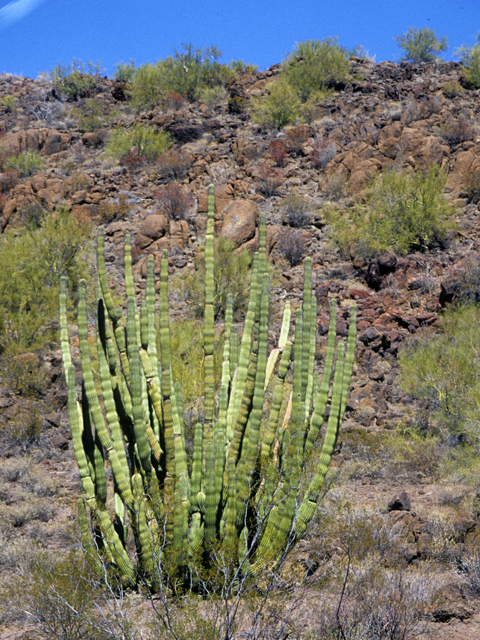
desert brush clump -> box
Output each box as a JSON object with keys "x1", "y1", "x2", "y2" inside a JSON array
[
  {"x1": 60, "y1": 184, "x2": 356, "y2": 593},
  {"x1": 327, "y1": 165, "x2": 456, "y2": 260}
]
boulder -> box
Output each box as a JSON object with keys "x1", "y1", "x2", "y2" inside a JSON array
[{"x1": 219, "y1": 199, "x2": 259, "y2": 248}]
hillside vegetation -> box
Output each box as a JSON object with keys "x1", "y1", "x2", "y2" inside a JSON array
[{"x1": 3, "y1": 39, "x2": 480, "y2": 639}]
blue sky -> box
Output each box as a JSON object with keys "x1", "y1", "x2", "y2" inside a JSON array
[{"x1": 0, "y1": 0, "x2": 479, "y2": 78}]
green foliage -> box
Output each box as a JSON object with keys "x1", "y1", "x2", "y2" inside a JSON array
[
  {"x1": 113, "y1": 59, "x2": 136, "y2": 82},
  {"x1": 0, "y1": 208, "x2": 92, "y2": 353},
  {"x1": 394, "y1": 27, "x2": 448, "y2": 63},
  {"x1": 129, "y1": 63, "x2": 165, "y2": 111},
  {"x1": 129, "y1": 44, "x2": 238, "y2": 110},
  {"x1": 399, "y1": 305, "x2": 480, "y2": 440},
  {"x1": 177, "y1": 236, "x2": 253, "y2": 319},
  {"x1": 74, "y1": 97, "x2": 115, "y2": 132},
  {"x1": 196, "y1": 84, "x2": 226, "y2": 109},
  {"x1": 169, "y1": 319, "x2": 224, "y2": 413},
  {"x1": 282, "y1": 38, "x2": 352, "y2": 102},
  {"x1": 3, "y1": 151, "x2": 45, "y2": 177},
  {"x1": 456, "y1": 34, "x2": 480, "y2": 88},
  {"x1": 1, "y1": 94, "x2": 18, "y2": 113},
  {"x1": 251, "y1": 80, "x2": 301, "y2": 130},
  {"x1": 105, "y1": 123, "x2": 171, "y2": 162},
  {"x1": 49, "y1": 57, "x2": 103, "y2": 101},
  {"x1": 327, "y1": 165, "x2": 456, "y2": 259},
  {"x1": 443, "y1": 80, "x2": 464, "y2": 98}
]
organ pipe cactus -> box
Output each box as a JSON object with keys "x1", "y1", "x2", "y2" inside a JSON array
[{"x1": 60, "y1": 184, "x2": 356, "y2": 591}]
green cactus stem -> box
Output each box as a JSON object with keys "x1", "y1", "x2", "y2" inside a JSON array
[{"x1": 61, "y1": 183, "x2": 356, "y2": 591}]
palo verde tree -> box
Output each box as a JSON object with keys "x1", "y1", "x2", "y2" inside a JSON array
[
  {"x1": 60, "y1": 185, "x2": 356, "y2": 592},
  {"x1": 394, "y1": 27, "x2": 448, "y2": 63}
]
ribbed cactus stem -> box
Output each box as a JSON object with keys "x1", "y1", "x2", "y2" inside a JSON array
[{"x1": 61, "y1": 185, "x2": 356, "y2": 590}]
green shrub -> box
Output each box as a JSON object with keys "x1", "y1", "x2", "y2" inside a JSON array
[
  {"x1": 49, "y1": 57, "x2": 102, "y2": 101},
  {"x1": 251, "y1": 80, "x2": 301, "y2": 129},
  {"x1": 456, "y1": 34, "x2": 480, "y2": 88},
  {"x1": 74, "y1": 97, "x2": 114, "y2": 133},
  {"x1": 399, "y1": 305, "x2": 480, "y2": 441},
  {"x1": 282, "y1": 38, "x2": 352, "y2": 102},
  {"x1": 3, "y1": 151, "x2": 45, "y2": 178},
  {"x1": 1, "y1": 94, "x2": 18, "y2": 113},
  {"x1": 129, "y1": 44, "x2": 238, "y2": 110},
  {"x1": 105, "y1": 123, "x2": 171, "y2": 162},
  {"x1": 327, "y1": 165, "x2": 456, "y2": 259},
  {"x1": 175, "y1": 236, "x2": 253, "y2": 320},
  {"x1": 0, "y1": 208, "x2": 92, "y2": 353},
  {"x1": 394, "y1": 27, "x2": 448, "y2": 63},
  {"x1": 443, "y1": 80, "x2": 464, "y2": 98},
  {"x1": 113, "y1": 59, "x2": 136, "y2": 82},
  {"x1": 196, "y1": 84, "x2": 226, "y2": 109},
  {"x1": 129, "y1": 62, "x2": 165, "y2": 110}
]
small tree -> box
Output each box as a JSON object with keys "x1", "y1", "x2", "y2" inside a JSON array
[
  {"x1": 394, "y1": 27, "x2": 448, "y2": 63},
  {"x1": 456, "y1": 34, "x2": 480, "y2": 88},
  {"x1": 251, "y1": 80, "x2": 300, "y2": 130},
  {"x1": 283, "y1": 38, "x2": 351, "y2": 102}
]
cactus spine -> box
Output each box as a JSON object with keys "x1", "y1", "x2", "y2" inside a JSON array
[{"x1": 60, "y1": 184, "x2": 356, "y2": 591}]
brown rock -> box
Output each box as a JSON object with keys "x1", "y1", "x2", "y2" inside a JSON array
[
  {"x1": 388, "y1": 490, "x2": 411, "y2": 512},
  {"x1": 377, "y1": 123, "x2": 402, "y2": 159},
  {"x1": 219, "y1": 199, "x2": 259, "y2": 248},
  {"x1": 430, "y1": 583, "x2": 475, "y2": 622},
  {"x1": 138, "y1": 214, "x2": 168, "y2": 242}
]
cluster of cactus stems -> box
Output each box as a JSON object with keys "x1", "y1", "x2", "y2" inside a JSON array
[{"x1": 59, "y1": 184, "x2": 356, "y2": 591}]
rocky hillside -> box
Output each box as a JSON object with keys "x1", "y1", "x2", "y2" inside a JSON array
[{"x1": 2, "y1": 57, "x2": 480, "y2": 639}]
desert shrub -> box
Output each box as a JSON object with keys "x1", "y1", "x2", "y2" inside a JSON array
[
  {"x1": 91, "y1": 192, "x2": 132, "y2": 224},
  {"x1": 284, "y1": 124, "x2": 311, "y2": 154},
  {"x1": 439, "y1": 117, "x2": 475, "y2": 144},
  {"x1": 456, "y1": 34, "x2": 480, "y2": 88},
  {"x1": 0, "y1": 168, "x2": 19, "y2": 192},
  {"x1": 120, "y1": 148, "x2": 145, "y2": 173},
  {"x1": 299, "y1": 88, "x2": 334, "y2": 123},
  {"x1": 178, "y1": 236, "x2": 253, "y2": 320},
  {"x1": 0, "y1": 207, "x2": 92, "y2": 353},
  {"x1": 267, "y1": 138, "x2": 289, "y2": 167},
  {"x1": 4, "y1": 151, "x2": 45, "y2": 177},
  {"x1": 399, "y1": 304, "x2": 480, "y2": 441},
  {"x1": 328, "y1": 165, "x2": 456, "y2": 259},
  {"x1": 282, "y1": 195, "x2": 312, "y2": 227},
  {"x1": 169, "y1": 320, "x2": 224, "y2": 427},
  {"x1": 17, "y1": 201, "x2": 48, "y2": 229},
  {"x1": 129, "y1": 62, "x2": 164, "y2": 110},
  {"x1": 310, "y1": 134, "x2": 336, "y2": 169},
  {"x1": 164, "y1": 91, "x2": 184, "y2": 110},
  {"x1": 197, "y1": 85, "x2": 226, "y2": 109},
  {"x1": 250, "y1": 80, "x2": 301, "y2": 130},
  {"x1": 0, "y1": 353, "x2": 48, "y2": 398},
  {"x1": 283, "y1": 38, "x2": 352, "y2": 102},
  {"x1": 157, "y1": 148, "x2": 193, "y2": 180},
  {"x1": 8, "y1": 553, "x2": 111, "y2": 640},
  {"x1": 113, "y1": 58, "x2": 136, "y2": 82},
  {"x1": 277, "y1": 228, "x2": 307, "y2": 266},
  {"x1": 322, "y1": 173, "x2": 346, "y2": 201},
  {"x1": 74, "y1": 97, "x2": 114, "y2": 133},
  {"x1": 49, "y1": 57, "x2": 102, "y2": 101},
  {"x1": 156, "y1": 183, "x2": 194, "y2": 220},
  {"x1": 105, "y1": 123, "x2": 171, "y2": 162},
  {"x1": 0, "y1": 399, "x2": 44, "y2": 447},
  {"x1": 394, "y1": 27, "x2": 448, "y2": 62},
  {"x1": 255, "y1": 163, "x2": 285, "y2": 197},
  {"x1": 316, "y1": 563, "x2": 433, "y2": 640},
  {"x1": 463, "y1": 166, "x2": 480, "y2": 203},
  {"x1": 1, "y1": 94, "x2": 18, "y2": 113},
  {"x1": 443, "y1": 80, "x2": 464, "y2": 98},
  {"x1": 129, "y1": 44, "x2": 237, "y2": 109}
]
